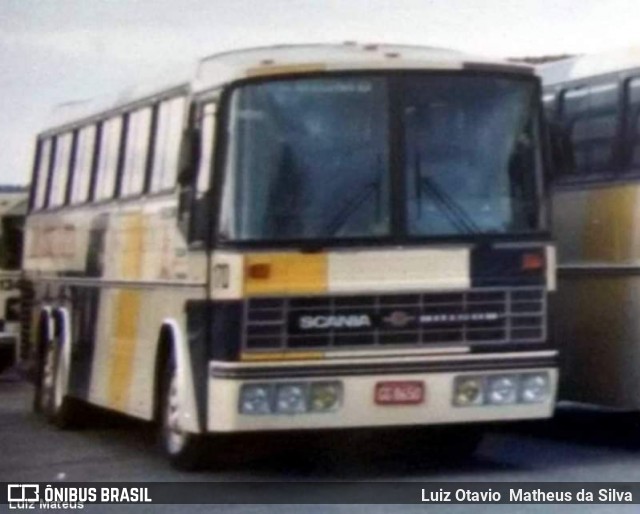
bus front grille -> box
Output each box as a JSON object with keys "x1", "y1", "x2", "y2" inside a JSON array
[{"x1": 242, "y1": 288, "x2": 545, "y2": 351}]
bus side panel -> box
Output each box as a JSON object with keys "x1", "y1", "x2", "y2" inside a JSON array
[
  {"x1": 23, "y1": 196, "x2": 208, "y2": 422},
  {"x1": 554, "y1": 275, "x2": 640, "y2": 408},
  {"x1": 86, "y1": 200, "x2": 207, "y2": 420},
  {"x1": 88, "y1": 286, "x2": 201, "y2": 419},
  {"x1": 554, "y1": 183, "x2": 640, "y2": 408}
]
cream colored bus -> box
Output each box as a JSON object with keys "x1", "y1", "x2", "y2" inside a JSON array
[
  {"x1": 25, "y1": 44, "x2": 558, "y2": 469},
  {"x1": 540, "y1": 49, "x2": 640, "y2": 409}
]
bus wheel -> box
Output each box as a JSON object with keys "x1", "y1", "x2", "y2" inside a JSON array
[
  {"x1": 40, "y1": 337, "x2": 82, "y2": 429},
  {"x1": 160, "y1": 359, "x2": 207, "y2": 470}
]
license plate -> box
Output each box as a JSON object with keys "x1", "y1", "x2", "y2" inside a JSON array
[{"x1": 374, "y1": 381, "x2": 425, "y2": 405}]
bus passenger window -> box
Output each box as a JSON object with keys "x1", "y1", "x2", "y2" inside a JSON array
[
  {"x1": 95, "y1": 117, "x2": 123, "y2": 200},
  {"x1": 560, "y1": 83, "x2": 619, "y2": 176},
  {"x1": 33, "y1": 138, "x2": 52, "y2": 210},
  {"x1": 70, "y1": 125, "x2": 96, "y2": 204},
  {"x1": 624, "y1": 78, "x2": 640, "y2": 169},
  {"x1": 121, "y1": 108, "x2": 152, "y2": 197},
  {"x1": 49, "y1": 133, "x2": 73, "y2": 207},
  {"x1": 151, "y1": 97, "x2": 185, "y2": 193}
]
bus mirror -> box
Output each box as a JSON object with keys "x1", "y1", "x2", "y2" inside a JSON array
[
  {"x1": 178, "y1": 127, "x2": 201, "y2": 186},
  {"x1": 548, "y1": 122, "x2": 575, "y2": 178}
]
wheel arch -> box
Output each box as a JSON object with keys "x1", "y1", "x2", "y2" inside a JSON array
[
  {"x1": 153, "y1": 319, "x2": 201, "y2": 433},
  {"x1": 47, "y1": 307, "x2": 73, "y2": 401}
]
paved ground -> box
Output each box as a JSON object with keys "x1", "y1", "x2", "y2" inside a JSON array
[{"x1": 2, "y1": 375, "x2": 640, "y2": 513}]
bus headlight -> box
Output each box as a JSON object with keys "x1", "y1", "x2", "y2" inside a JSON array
[
  {"x1": 239, "y1": 381, "x2": 344, "y2": 415},
  {"x1": 521, "y1": 373, "x2": 550, "y2": 403},
  {"x1": 275, "y1": 383, "x2": 308, "y2": 414},
  {"x1": 487, "y1": 375, "x2": 518, "y2": 405},
  {"x1": 239, "y1": 384, "x2": 272, "y2": 415},
  {"x1": 453, "y1": 371, "x2": 552, "y2": 407},
  {"x1": 310, "y1": 382, "x2": 342, "y2": 412},
  {"x1": 453, "y1": 376, "x2": 484, "y2": 406}
]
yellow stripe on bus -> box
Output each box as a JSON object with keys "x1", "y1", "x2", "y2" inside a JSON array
[
  {"x1": 108, "y1": 212, "x2": 145, "y2": 410},
  {"x1": 108, "y1": 290, "x2": 142, "y2": 410},
  {"x1": 120, "y1": 213, "x2": 144, "y2": 279},
  {"x1": 240, "y1": 351, "x2": 325, "y2": 362},
  {"x1": 244, "y1": 253, "x2": 328, "y2": 296}
]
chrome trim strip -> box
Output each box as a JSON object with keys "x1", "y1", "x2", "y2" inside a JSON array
[
  {"x1": 24, "y1": 276, "x2": 205, "y2": 289},
  {"x1": 211, "y1": 349, "x2": 559, "y2": 369}
]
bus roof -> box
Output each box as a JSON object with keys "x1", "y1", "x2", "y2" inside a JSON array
[
  {"x1": 44, "y1": 63, "x2": 192, "y2": 133},
  {"x1": 44, "y1": 43, "x2": 533, "y2": 134},
  {"x1": 538, "y1": 47, "x2": 640, "y2": 86},
  {"x1": 193, "y1": 43, "x2": 531, "y2": 93}
]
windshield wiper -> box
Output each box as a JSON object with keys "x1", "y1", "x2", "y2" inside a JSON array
[
  {"x1": 324, "y1": 154, "x2": 384, "y2": 236},
  {"x1": 325, "y1": 180, "x2": 380, "y2": 236},
  {"x1": 414, "y1": 152, "x2": 480, "y2": 234}
]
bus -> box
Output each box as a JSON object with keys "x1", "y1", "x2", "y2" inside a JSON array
[
  {"x1": 0, "y1": 186, "x2": 27, "y2": 373},
  {"x1": 24, "y1": 43, "x2": 558, "y2": 469},
  {"x1": 540, "y1": 49, "x2": 640, "y2": 409}
]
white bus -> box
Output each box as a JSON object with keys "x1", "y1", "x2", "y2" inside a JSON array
[
  {"x1": 24, "y1": 44, "x2": 558, "y2": 469},
  {"x1": 540, "y1": 49, "x2": 640, "y2": 409}
]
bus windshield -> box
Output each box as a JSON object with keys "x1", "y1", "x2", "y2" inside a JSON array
[{"x1": 219, "y1": 73, "x2": 543, "y2": 243}]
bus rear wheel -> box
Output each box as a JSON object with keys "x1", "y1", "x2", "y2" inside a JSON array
[{"x1": 160, "y1": 359, "x2": 208, "y2": 470}]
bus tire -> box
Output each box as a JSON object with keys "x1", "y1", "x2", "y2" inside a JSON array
[
  {"x1": 159, "y1": 356, "x2": 207, "y2": 471},
  {"x1": 39, "y1": 328, "x2": 83, "y2": 429}
]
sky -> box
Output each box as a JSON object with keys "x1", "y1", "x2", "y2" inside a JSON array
[{"x1": 2, "y1": 0, "x2": 640, "y2": 185}]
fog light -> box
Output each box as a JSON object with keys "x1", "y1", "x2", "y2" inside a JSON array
[
  {"x1": 520, "y1": 373, "x2": 550, "y2": 403},
  {"x1": 454, "y1": 376, "x2": 484, "y2": 406},
  {"x1": 239, "y1": 384, "x2": 272, "y2": 415},
  {"x1": 275, "y1": 383, "x2": 307, "y2": 414},
  {"x1": 310, "y1": 382, "x2": 342, "y2": 412},
  {"x1": 487, "y1": 375, "x2": 518, "y2": 405}
]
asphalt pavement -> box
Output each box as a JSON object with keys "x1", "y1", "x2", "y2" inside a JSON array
[{"x1": 2, "y1": 373, "x2": 640, "y2": 513}]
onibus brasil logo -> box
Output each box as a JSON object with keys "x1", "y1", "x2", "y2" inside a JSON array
[
  {"x1": 7, "y1": 484, "x2": 152, "y2": 509},
  {"x1": 7, "y1": 485, "x2": 40, "y2": 509}
]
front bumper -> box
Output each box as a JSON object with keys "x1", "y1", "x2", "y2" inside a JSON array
[{"x1": 206, "y1": 359, "x2": 558, "y2": 433}]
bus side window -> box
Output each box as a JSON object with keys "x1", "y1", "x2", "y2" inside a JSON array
[
  {"x1": 543, "y1": 91, "x2": 574, "y2": 179},
  {"x1": 624, "y1": 77, "x2": 640, "y2": 170},
  {"x1": 560, "y1": 82, "x2": 619, "y2": 177},
  {"x1": 121, "y1": 107, "x2": 153, "y2": 197},
  {"x1": 179, "y1": 101, "x2": 216, "y2": 243},
  {"x1": 548, "y1": 121, "x2": 575, "y2": 178},
  {"x1": 150, "y1": 96, "x2": 186, "y2": 193},
  {"x1": 70, "y1": 125, "x2": 96, "y2": 204},
  {"x1": 49, "y1": 132, "x2": 73, "y2": 208},
  {"x1": 42, "y1": 137, "x2": 57, "y2": 209},
  {"x1": 32, "y1": 138, "x2": 52, "y2": 210},
  {"x1": 94, "y1": 117, "x2": 123, "y2": 201}
]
